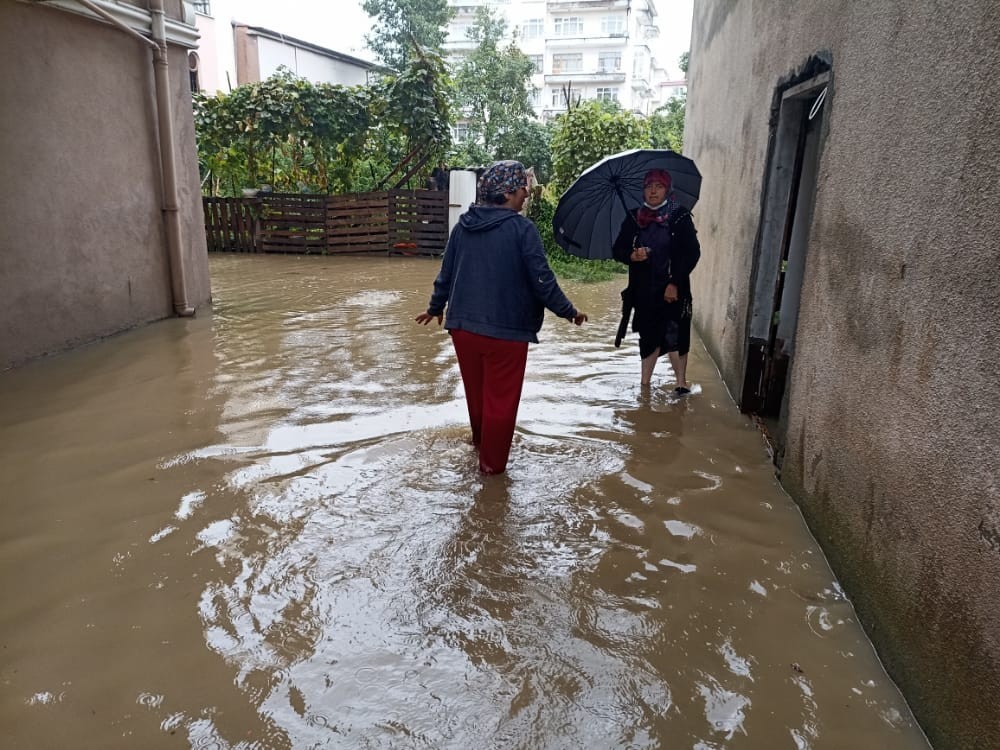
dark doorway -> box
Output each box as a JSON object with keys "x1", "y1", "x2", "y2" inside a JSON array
[{"x1": 741, "y1": 70, "x2": 830, "y2": 456}]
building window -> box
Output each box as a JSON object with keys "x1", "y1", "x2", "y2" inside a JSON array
[
  {"x1": 528, "y1": 55, "x2": 543, "y2": 73},
  {"x1": 595, "y1": 87, "x2": 619, "y2": 102},
  {"x1": 601, "y1": 15, "x2": 625, "y2": 36},
  {"x1": 522, "y1": 19, "x2": 544, "y2": 39},
  {"x1": 551, "y1": 53, "x2": 582, "y2": 74},
  {"x1": 551, "y1": 87, "x2": 581, "y2": 107},
  {"x1": 553, "y1": 17, "x2": 584, "y2": 36},
  {"x1": 449, "y1": 22, "x2": 472, "y2": 41},
  {"x1": 598, "y1": 52, "x2": 621, "y2": 72},
  {"x1": 192, "y1": 0, "x2": 211, "y2": 14},
  {"x1": 188, "y1": 51, "x2": 200, "y2": 93},
  {"x1": 453, "y1": 122, "x2": 470, "y2": 143},
  {"x1": 529, "y1": 89, "x2": 541, "y2": 107},
  {"x1": 633, "y1": 49, "x2": 650, "y2": 79}
]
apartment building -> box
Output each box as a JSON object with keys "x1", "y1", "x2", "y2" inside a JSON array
[{"x1": 445, "y1": 0, "x2": 673, "y2": 121}]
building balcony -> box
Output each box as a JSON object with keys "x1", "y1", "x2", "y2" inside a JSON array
[
  {"x1": 546, "y1": 33, "x2": 628, "y2": 47},
  {"x1": 450, "y1": 1, "x2": 489, "y2": 13},
  {"x1": 443, "y1": 38, "x2": 478, "y2": 52},
  {"x1": 546, "y1": 0, "x2": 630, "y2": 11},
  {"x1": 545, "y1": 70, "x2": 626, "y2": 84}
]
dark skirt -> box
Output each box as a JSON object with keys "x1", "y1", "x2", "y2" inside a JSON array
[{"x1": 635, "y1": 298, "x2": 692, "y2": 359}]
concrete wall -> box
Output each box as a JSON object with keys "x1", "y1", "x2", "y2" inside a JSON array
[
  {"x1": 684, "y1": 2, "x2": 1000, "y2": 746},
  {"x1": 256, "y1": 37, "x2": 372, "y2": 87},
  {"x1": 0, "y1": 1, "x2": 211, "y2": 370},
  {"x1": 232, "y1": 26, "x2": 380, "y2": 88},
  {"x1": 233, "y1": 23, "x2": 261, "y2": 86},
  {"x1": 192, "y1": 11, "x2": 221, "y2": 94}
]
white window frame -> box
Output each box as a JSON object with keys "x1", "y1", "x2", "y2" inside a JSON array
[
  {"x1": 595, "y1": 87, "x2": 620, "y2": 102},
  {"x1": 601, "y1": 15, "x2": 625, "y2": 36},
  {"x1": 552, "y1": 53, "x2": 583, "y2": 74},
  {"x1": 633, "y1": 49, "x2": 650, "y2": 78},
  {"x1": 598, "y1": 52, "x2": 622, "y2": 72},
  {"x1": 551, "y1": 87, "x2": 581, "y2": 107},
  {"x1": 553, "y1": 17, "x2": 584, "y2": 36},
  {"x1": 522, "y1": 18, "x2": 544, "y2": 39}
]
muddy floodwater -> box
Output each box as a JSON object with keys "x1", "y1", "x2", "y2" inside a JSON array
[{"x1": 0, "y1": 255, "x2": 928, "y2": 749}]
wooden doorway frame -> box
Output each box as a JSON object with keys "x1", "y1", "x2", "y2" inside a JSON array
[{"x1": 740, "y1": 65, "x2": 831, "y2": 455}]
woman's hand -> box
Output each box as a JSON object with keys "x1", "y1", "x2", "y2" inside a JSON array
[
  {"x1": 630, "y1": 246, "x2": 650, "y2": 262},
  {"x1": 572, "y1": 312, "x2": 588, "y2": 326},
  {"x1": 664, "y1": 283, "x2": 679, "y2": 303},
  {"x1": 415, "y1": 312, "x2": 443, "y2": 325}
]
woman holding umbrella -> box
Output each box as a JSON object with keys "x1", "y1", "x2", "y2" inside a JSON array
[{"x1": 612, "y1": 169, "x2": 701, "y2": 392}]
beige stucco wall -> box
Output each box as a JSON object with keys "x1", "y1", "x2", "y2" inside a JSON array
[
  {"x1": 684, "y1": 2, "x2": 1000, "y2": 747},
  {"x1": 0, "y1": 1, "x2": 210, "y2": 370}
]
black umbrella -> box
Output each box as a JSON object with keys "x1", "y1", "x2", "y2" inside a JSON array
[{"x1": 552, "y1": 149, "x2": 701, "y2": 261}]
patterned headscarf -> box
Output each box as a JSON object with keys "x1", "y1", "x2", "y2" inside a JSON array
[{"x1": 478, "y1": 160, "x2": 528, "y2": 200}]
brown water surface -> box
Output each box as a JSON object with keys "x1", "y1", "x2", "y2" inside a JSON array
[{"x1": 0, "y1": 255, "x2": 928, "y2": 748}]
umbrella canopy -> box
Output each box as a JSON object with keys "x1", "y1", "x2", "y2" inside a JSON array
[{"x1": 552, "y1": 149, "x2": 701, "y2": 260}]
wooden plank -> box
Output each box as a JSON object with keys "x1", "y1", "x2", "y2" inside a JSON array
[
  {"x1": 326, "y1": 215, "x2": 389, "y2": 225},
  {"x1": 327, "y1": 206, "x2": 389, "y2": 215},
  {"x1": 232, "y1": 199, "x2": 245, "y2": 252},
  {"x1": 213, "y1": 199, "x2": 224, "y2": 251},
  {"x1": 202, "y1": 198, "x2": 213, "y2": 251},
  {"x1": 327, "y1": 225, "x2": 388, "y2": 233},
  {"x1": 208, "y1": 198, "x2": 218, "y2": 251},
  {"x1": 330, "y1": 196, "x2": 390, "y2": 205},
  {"x1": 242, "y1": 199, "x2": 251, "y2": 252},
  {"x1": 227, "y1": 199, "x2": 239, "y2": 251},
  {"x1": 327, "y1": 224, "x2": 388, "y2": 231},
  {"x1": 331, "y1": 209, "x2": 390, "y2": 217},
  {"x1": 260, "y1": 235, "x2": 326, "y2": 242},
  {"x1": 259, "y1": 230, "x2": 325, "y2": 237},
  {"x1": 339, "y1": 249, "x2": 384, "y2": 255}
]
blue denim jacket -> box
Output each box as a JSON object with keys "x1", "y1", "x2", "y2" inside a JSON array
[{"x1": 427, "y1": 205, "x2": 577, "y2": 343}]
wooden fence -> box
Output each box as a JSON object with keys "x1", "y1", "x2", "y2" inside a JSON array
[
  {"x1": 202, "y1": 190, "x2": 449, "y2": 256},
  {"x1": 203, "y1": 197, "x2": 258, "y2": 253}
]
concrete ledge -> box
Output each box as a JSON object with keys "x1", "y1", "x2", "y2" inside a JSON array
[{"x1": 23, "y1": 0, "x2": 200, "y2": 48}]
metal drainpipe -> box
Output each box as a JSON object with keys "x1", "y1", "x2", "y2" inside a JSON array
[
  {"x1": 148, "y1": 0, "x2": 194, "y2": 315},
  {"x1": 59, "y1": 0, "x2": 195, "y2": 316}
]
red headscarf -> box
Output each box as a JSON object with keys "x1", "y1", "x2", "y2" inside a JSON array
[
  {"x1": 643, "y1": 169, "x2": 672, "y2": 190},
  {"x1": 636, "y1": 169, "x2": 675, "y2": 227}
]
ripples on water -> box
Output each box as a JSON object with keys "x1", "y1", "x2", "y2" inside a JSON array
[{"x1": 0, "y1": 256, "x2": 927, "y2": 748}]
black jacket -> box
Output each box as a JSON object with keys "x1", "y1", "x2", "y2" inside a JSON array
[
  {"x1": 612, "y1": 208, "x2": 700, "y2": 338},
  {"x1": 612, "y1": 207, "x2": 700, "y2": 301}
]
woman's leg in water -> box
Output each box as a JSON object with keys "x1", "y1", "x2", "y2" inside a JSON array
[
  {"x1": 667, "y1": 350, "x2": 689, "y2": 390},
  {"x1": 641, "y1": 347, "x2": 660, "y2": 386}
]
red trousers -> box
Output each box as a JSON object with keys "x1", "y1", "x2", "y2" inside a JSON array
[{"x1": 450, "y1": 329, "x2": 529, "y2": 474}]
